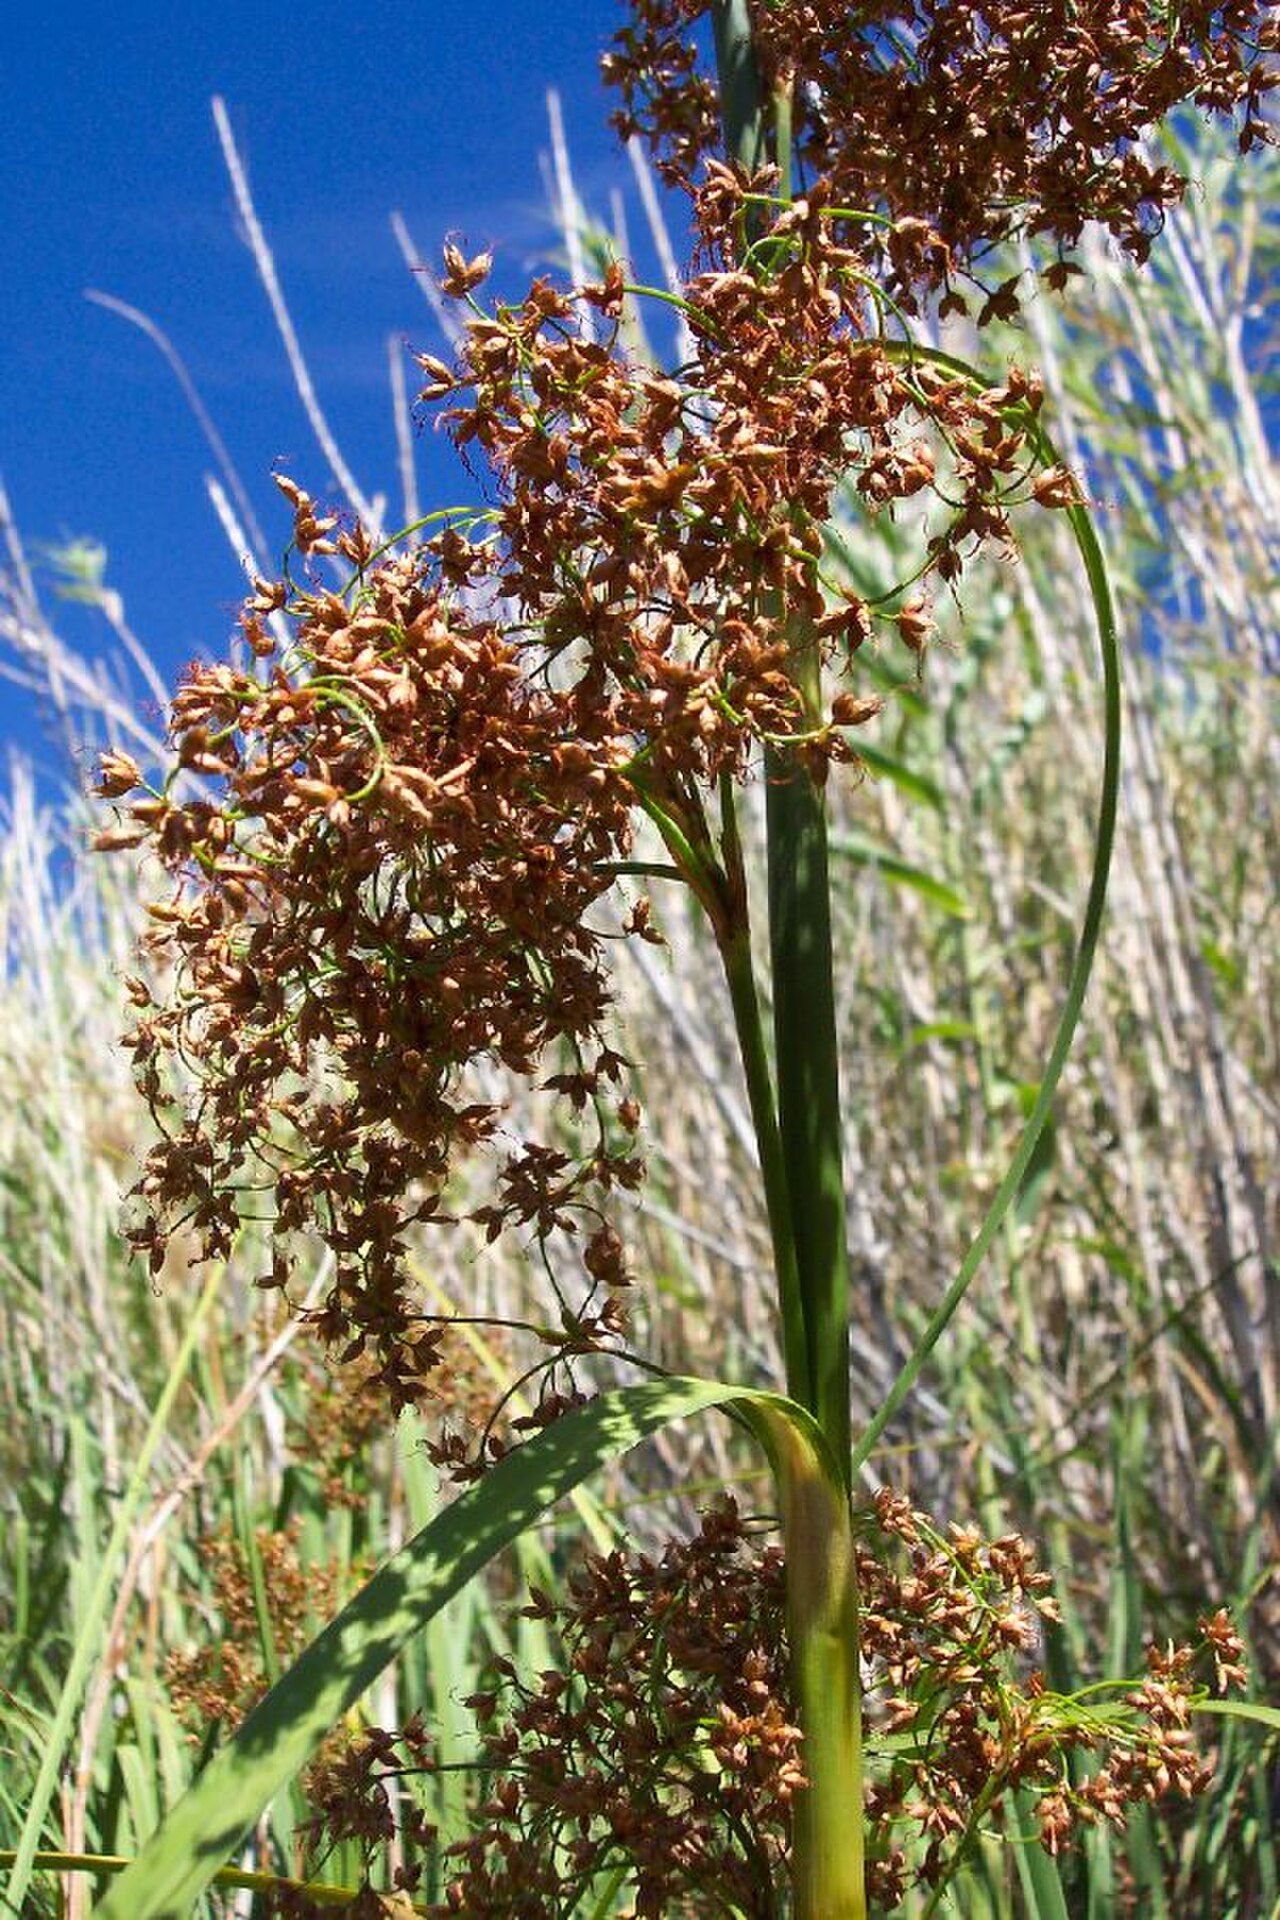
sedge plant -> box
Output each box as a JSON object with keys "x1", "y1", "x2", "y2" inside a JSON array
[{"x1": 72, "y1": 4, "x2": 1277, "y2": 1915}]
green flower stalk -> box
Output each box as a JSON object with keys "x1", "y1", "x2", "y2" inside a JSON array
[{"x1": 710, "y1": 2, "x2": 864, "y2": 1906}]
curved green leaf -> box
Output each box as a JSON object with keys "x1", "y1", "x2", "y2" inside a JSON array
[
  {"x1": 1191, "y1": 1698, "x2": 1280, "y2": 1735},
  {"x1": 903, "y1": 1020, "x2": 978, "y2": 1050},
  {"x1": 830, "y1": 827, "x2": 973, "y2": 919},
  {"x1": 853, "y1": 740, "x2": 945, "y2": 813},
  {"x1": 95, "y1": 1377, "x2": 833, "y2": 1920},
  {"x1": 851, "y1": 343, "x2": 1122, "y2": 1476}
]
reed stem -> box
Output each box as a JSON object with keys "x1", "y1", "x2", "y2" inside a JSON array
[{"x1": 711, "y1": 9, "x2": 864, "y2": 1912}]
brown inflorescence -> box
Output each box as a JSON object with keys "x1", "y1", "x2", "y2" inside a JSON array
[
  {"x1": 607, "y1": 1, "x2": 1276, "y2": 312},
  {"x1": 98, "y1": 2, "x2": 1272, "y2": 1410},
  {"x1": 430, "y1": 1498, "x2": 800, "y2": 1918},
  {"x1": 854, "y1": 1492, "x2": 1246, "y2": 1905},
  {"x1": 100, "y1": 175, "x2": 1053, "y2": 1405},
  {"x1": 382, "y1": 1497, "x2": 1244, "y2": 1916},
  {"x1": 97, "y1": 11, "x2": 1274, "y2": 1409},
  {"x1": 100, "y1": 517, "x2": 644, "y2": 1407},
  {"x1": 165, "y1": 1522, "x2": 348, "y2": 1737},
  {"x1": 167, "y1": 1529, "x2": 435, "y2": 1915}
]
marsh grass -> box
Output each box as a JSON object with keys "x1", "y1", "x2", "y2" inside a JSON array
[{"x1": 0, "y1": 93, "x2": 1275, "y2": 1917}]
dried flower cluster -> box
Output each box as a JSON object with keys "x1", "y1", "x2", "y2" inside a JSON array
[
  {"x1": 332, "y1": 1498, "x2": 1238, "y2": 1917},
  {"x1": 166, "y1": 1529, "x2": 435, "y2": 1914},
  {"x1": 608, "y1": 1, "x2": 1276, "y2": 309},
  {"x1": 429, "y1": 1499, "x2": 800, "y2": 1917},
  {"x1": 98, "y1": 5, "x2": 1274, "y2": 1407},
  {"x1": 292, "y1": 1718, "x2": 438, "y2": 1911},
  {"x1": 855, "y1": 1491, "x2": 1245, "y2": 1905},
  {"x1": 165, "y1": 1522, "x2": 347, "y2": 1736},
  {"x1": 102, "y1": 7, "x2": 1275, "y2": 1407},
  {"x1": 98, "y1": 529, "x2": 643, "y2": 1404},
  {"x1": 285, "y1": 1348, "x2": 395, "y2": 1509},
  {"x1": 100, "y1": 183, "x2": 1059, "y2": 1397}
]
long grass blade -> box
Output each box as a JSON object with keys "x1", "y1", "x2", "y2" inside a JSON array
[
  {"x1": 851, "y1": 359, "x2": 1122, "y2": 1475},
  {"x1": 94, "y1": 1378, "x2": 838, "y2": 1920},
  {"x1": 4, "y1": 1264, "x2": 225, "y2": 1914}
]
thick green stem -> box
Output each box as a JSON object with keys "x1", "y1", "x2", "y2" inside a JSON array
[
  {"x1": 711, "y1": 8, "x2": 864, "y2": 1916},
  {"x1": 765, "y1": 668, "x2": 854, "y2": 1489},
  {"x1": 763, "y1": 1412, "x2": 866, "y2": 1920},
  {"x1": 719, "y1": 921, "x2": 811, "y2": 1412},
  {"x1": 710, "y1": 3, "x2": 853, "y2": 1493},
  {"x1": 711, "y1": 0, "x2": 769, "y2": 173}
]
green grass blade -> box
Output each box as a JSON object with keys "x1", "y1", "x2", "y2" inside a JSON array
[
  {"x1": 852, "y1": 739, "x2": 945, "y2": 813},
  {"x1": 830, "y1": 827, "x2": 973, "y2": 919},
  {"x1": 851, "y1": 352, "x2": 1121, "y2": 1477},
  {"x1": 94, "y1": 1376, "x2": 832, "y2": 1920},
  {"x1": 1013, "y1": 1828, "x2": 1072, "y2": 1920},
  {"x1": 4, "y1": 1262, "x2": 226, "y2": 1915},
  {"x1": 1191, "y1": 1699, "x2": 1280, "y2": 1736}
]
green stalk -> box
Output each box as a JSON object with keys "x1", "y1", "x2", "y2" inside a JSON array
[
  {"x1": 711, "y1": 0, "x2": 769, "y2": 173},
  {"x1": 1, "y1": 1850, "x2": 372, "y2": 1912},
  {"x1": 764, "y1": 652, "x2": 853, "y2": 1485},
  {"x1": 761, "y1": 629, "x2": 864, "y2": 1918},
  {"x1": 710, "y1": 3, "x2": 852, "y2": 1494},
  {"x1": 767, "y1": 1416, "x2": 866, "y2": 1920},
  {"x1": 718, "y1": 779, "x2": 810, "y2": 1409},
  {"x1": 711, "y1": 9, "x2": 864, "y2": 1915}
]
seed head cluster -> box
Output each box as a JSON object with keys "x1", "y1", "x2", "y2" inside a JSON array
[
  {"x1": 96, "y1": 14, "x2": 1272, "y2": 1393},
  {"x1": 98, "y1": 141, "x2": 1066, "y2": 1396},
  {"x1": 854, "y1": 1491, "x2": 1245, "y2": 1904},
  {"x1": 266, "y1": 1499, "x2": 1244, "y2": 1915},
  {"x1": 98, "y1": 523, "x2": 644, "y2": 1403},
  {"x1": 608, "y1": 1, "x2": 1276, "y2": 310},
  {"x1": 99, "y1": 4, "x2": 1272, "y2": 1400},
  {"x1": 432, "y1": 1499, "x2": 799, "y2": 1917},
  {"x1": 165, "y1": 1521, "x2": 349, "y2": 1737},
  {"x1": 166, "y1": 1529, "x2": 434, "y2": 1915}
]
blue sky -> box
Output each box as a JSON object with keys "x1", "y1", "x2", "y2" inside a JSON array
[{"x1": 2, "y1": 0, "x2": 649, "y2": 781}]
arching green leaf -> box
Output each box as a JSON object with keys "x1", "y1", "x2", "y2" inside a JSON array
[{"x1": 95, "y1": 1377, "x2": 835, "y2": 1920}]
